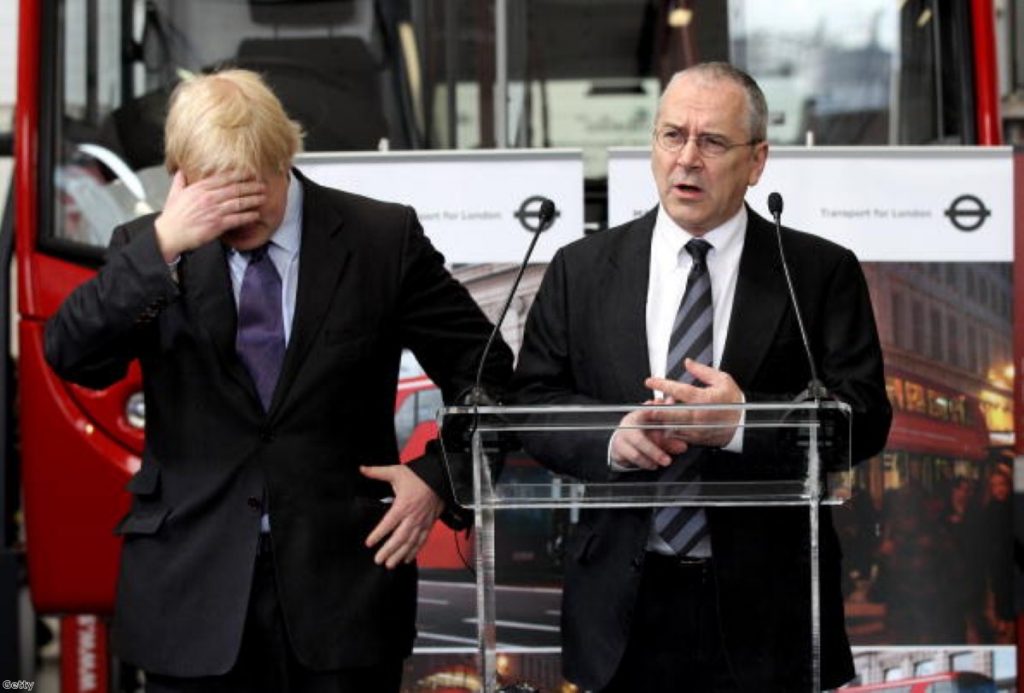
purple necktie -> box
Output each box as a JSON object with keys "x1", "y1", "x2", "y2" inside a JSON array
[{"x1": 236, "y1": 245, "x2": 285, "y2": 411}]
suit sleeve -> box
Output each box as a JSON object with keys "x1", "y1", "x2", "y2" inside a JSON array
[
  {"x1": 744, "y1": 247, "x2": 891, "y2": 467},
  {"x1": 44, "y1": 221, "x2": 180, "y2": 389},
  {"x1": 815, "y1": 248, "x2": 891, "y2": 463},
  {"x1": 509, "y1": 249, "x2": 617, "y2": 482},
  {"x1": 393, "y1": 208, "x2": 514, "y2": 520}
]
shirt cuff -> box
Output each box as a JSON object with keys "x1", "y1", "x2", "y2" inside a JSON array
[
  {"x1": 607, "y1": 429, "x2": 644, "y2": 472},
  {"x1": 166, "y1": 255, "x2": 181, "y2": 284},
  {"x1": 721, "y1": 393, "x2": 746, "y2": 453}
]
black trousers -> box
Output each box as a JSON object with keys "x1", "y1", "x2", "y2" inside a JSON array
[
  {"x1": 146, "y1": 536, "x2": 404, "y2": 693},
  {"x1": 601, "y1": 553, "x2": 741, "y2": 693}
]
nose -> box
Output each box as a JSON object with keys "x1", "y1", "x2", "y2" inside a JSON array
[{"x1": 675, "y1": 137, "x2": 703, "y2": 168}]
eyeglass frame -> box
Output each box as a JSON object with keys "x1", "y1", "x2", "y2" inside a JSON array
[{"x1": 653, "y1": 126, "x2": 764, "y2": 158}]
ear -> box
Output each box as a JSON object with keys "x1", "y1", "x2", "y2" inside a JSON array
[{"x1": 747, "y1": 142, "x2": 769, "y2": 187}]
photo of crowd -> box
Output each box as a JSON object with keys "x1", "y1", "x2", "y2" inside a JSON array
[{"x1": 837, "y1": 262, "x2": 1016, "y2": 647}]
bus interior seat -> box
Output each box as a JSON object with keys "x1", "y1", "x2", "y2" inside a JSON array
[{"x1": 233, "y1": 36, "x2": 390, "y2": 152}]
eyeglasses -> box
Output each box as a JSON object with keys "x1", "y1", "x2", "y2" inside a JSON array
[{"x1": 654, "y1": 128, "x2": 762, "y2": 157}]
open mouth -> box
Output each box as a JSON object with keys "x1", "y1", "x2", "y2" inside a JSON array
[{"x1": 673, "y1": 182, "x2": 703, "y2": 196}]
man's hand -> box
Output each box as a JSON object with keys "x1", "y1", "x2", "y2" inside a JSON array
[
  {"x1": 645, "y1": 359, "x2": 743, "y2": 448},
  {"x1": 154, "y1": 171, "x2": 267, "y2": 261},
  {"x1": 610, "y1": 400, "x2": 689, "y2": 471},
  {"x1": 360, "y1": 464, "x2": 444, "y2": 569}
]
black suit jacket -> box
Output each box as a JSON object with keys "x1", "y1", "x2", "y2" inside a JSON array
[
  {"x1": 44, "y1": 171, "x2": 513, "y2": 677},
  {"x1": 511, "y1": 207, "x2": 891, "y2": 690}
]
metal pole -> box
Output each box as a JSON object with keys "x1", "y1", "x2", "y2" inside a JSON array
[{"x1": 494, "y1": 0, "x2": 508, "y2": 148}]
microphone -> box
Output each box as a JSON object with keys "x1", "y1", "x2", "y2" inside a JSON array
[
  {"x1": 464, "y1": 197, "x2": 557, "y2": 405},
  {"x1": 445, "y1": 198, "x2": 557, "y2": 499},
  {"x1": 767, "y1": 192, "x2": 828, "y2": 402}
]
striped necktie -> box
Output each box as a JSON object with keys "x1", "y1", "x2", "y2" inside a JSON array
[{"x1": 654, "y1": 238, "x2": 713, "y2": 557}]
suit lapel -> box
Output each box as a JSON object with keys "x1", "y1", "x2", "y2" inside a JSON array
[
  {"x1": 606, "y1": 209, "x2": 656, "y2": 402},
  {"x1": 267, "y1": 173, "x2": 351, "y2": 415},
  {"x1": 720, "y1": 208, "x2": 790, "y2": 387},
  {"x1": 182, "y1": 240, "x2": 260, "y2": 400}
]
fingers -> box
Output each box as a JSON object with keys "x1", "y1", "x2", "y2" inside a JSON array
[
  {"x1": 223, "y1": 193, "x2": 267, "y2": 214},
  {"x1": 220, "y1": 210, "x2": 262, "y2": 230},
  {"x1": 683, "y1": 358, "x2": 723, "y2": 384},
  {"x1": 373, "y1": 519, "x2": 431, "y2": 568},
  {"x1": 169, "y1": 170, "x2": 186, "y2": 196},
  {"x1": 611, "y1": 429, "x2": 675, "y2": 470},
  {"x1": 365, "y1": 505, "x2": 401, "y2": 549},
  {"x1": 646, "y1": 376, "x2": 700, "y2": 401},
  {"x1": 361, "y1": 465, "x2": 443, "y2": 568},
  {"x1": 211, "y1": 180, "x2": 267, "y2": 204}
]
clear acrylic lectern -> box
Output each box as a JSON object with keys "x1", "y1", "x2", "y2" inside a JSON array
[{"x1": 437, "y1": 402, "x2": 852, "y2": 693}]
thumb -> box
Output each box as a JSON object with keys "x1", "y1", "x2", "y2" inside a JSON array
[
  {"x1": 684, "y1": 358, "x2": 717, "y2": 383},
  {"x1": 359, "y1": 465, "x2": 396, "y2": 481}
]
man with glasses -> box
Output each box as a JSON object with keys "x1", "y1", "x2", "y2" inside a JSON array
[{"x1": 512, "y1": 62, "x2": 890, "y2": 691}]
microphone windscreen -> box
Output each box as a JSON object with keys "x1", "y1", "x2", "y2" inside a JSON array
[
  {"x1": 768, "y1": 192, "x2": 783, "y2": 217},
  {"x1": 539, "y1": 198, "x2": 556, "y2": 229}
]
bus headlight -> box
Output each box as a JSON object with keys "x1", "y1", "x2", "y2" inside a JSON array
[{"x1": 125, "y1": 392, "x2": 146, "y2": 430}]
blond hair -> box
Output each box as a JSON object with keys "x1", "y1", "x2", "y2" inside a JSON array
[{"x1": 164, "y1": 69, "x2": 303, "y2": 178}]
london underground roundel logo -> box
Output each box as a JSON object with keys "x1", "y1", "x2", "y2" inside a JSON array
[{"x1": 944, "y1": 194, "x2": 991, "y2": 232}]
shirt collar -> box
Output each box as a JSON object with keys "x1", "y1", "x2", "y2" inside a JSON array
[
  {"x1": 272, "y1": 171, "x2": 303, "y2": 255},
  {"x1": 653, "y1": 203, "x2": 747, "y2": 267}
]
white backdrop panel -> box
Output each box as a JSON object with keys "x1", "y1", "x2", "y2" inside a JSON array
[{"x1": 608, "y1": 147, "x2": 1013, "y2": 262}]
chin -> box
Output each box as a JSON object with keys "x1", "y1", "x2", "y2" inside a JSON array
[{"x1": 222, "y1": 225, "x2": 268, "y2": 251}]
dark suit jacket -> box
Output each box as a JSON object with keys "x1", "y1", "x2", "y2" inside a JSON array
[
  {"x1": 44, "y1": 170, "x2": 512, "y2": 677},
  {"x1": 510, "y1": 206, "x2": 891, "y2": 691}
]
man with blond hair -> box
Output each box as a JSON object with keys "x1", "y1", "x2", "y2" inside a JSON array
[{"x1": 45, "y1": 69, "x2": 512, "y2": 692}]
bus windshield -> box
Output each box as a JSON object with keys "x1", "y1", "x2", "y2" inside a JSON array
[{"x1": 47, "y1": 0, "x2": 968, "y2": 256}]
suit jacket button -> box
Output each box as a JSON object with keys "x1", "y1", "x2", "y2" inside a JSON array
[
  {"x1": 260, "y1": 428, "x2": 274, "y2": 443},
  {"x1": 247, "y1": 496, "x2": 261, "y2": 510}
]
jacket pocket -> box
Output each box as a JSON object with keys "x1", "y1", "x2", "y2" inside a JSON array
[
  {"x1": 124, "y1": 462, "x2": 160, "y2": 496},
  {"x1": 569, "y1": 525, "x2": 597, "y2": 564},
  {"x1": 114, "y1": 505, "x2": 171, "y2": 536}
]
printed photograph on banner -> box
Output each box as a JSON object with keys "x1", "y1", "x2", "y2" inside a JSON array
[
  {"x1": 402, "y1": 652, "x2": 569, "y2": 693},
  {"x1": 846, "y1": 647, "x2": 1015, "y2": 691},
  {"x1": 841, "y1": 262, "x2": 1015, "y2": 647},
  {"x1": 397, "y1": 258, "x2": 1018, "y2": 689}
]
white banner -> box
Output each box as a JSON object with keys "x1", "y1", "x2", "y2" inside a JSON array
[
  {"x1": 296, "y1": 150, "x2": 584, "y2": 264},
  {"x1": 608, "y1": 146, "x2": 1014, "y2": 262}
]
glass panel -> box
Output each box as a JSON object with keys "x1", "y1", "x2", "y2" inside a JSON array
[
  {"x1": 0, "y1": 1, "x2": 16, "y2": 134},
  {"x1": 438, "y1": 401, "x2": 853, "y2": 509}
]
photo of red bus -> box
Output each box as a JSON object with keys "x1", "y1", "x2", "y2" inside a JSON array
[{"x1": 843, "y1": 671, "x2": 996, "y2": 692}]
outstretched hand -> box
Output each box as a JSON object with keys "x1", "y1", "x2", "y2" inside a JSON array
[{"x1": 360, "y1": 464, "x2": 444, "y2": 569}]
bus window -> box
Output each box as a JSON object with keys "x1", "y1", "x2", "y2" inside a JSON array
[
  {"x1": 44, "y1": 0, "x2": 437, "y2": 261},
  {"x1": 394, "y1": 393, "x2": 417, "y2": 452},
  {"x1": 416, "y1": 388, "x2": 443, "y2": 428}
]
